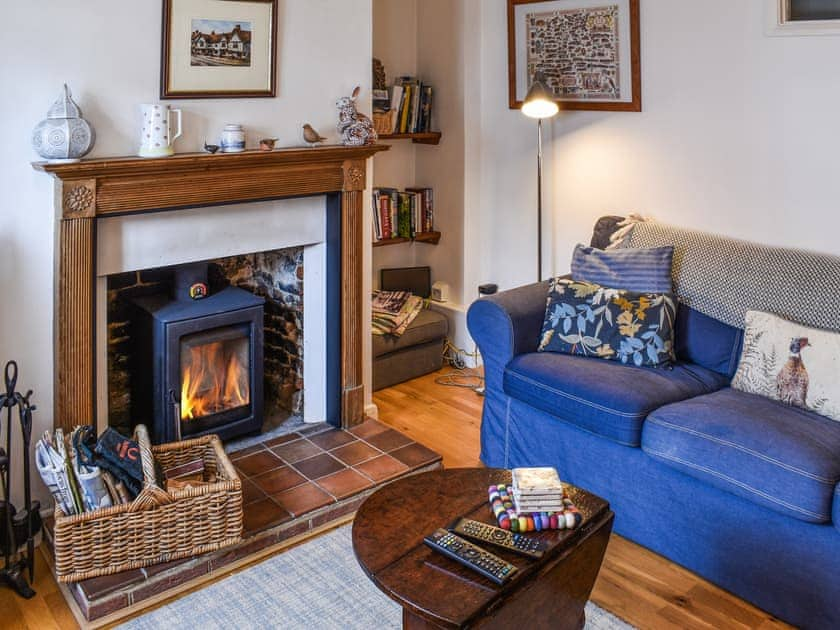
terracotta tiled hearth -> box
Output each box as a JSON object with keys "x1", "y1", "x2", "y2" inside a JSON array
[{"x1": 42, "y1": 420, "x2": 442, "y2": 625}]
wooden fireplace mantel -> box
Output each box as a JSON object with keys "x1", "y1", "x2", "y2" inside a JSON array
[{"x1": 33, "y1": 144, "x2": 389, "y2": 432}]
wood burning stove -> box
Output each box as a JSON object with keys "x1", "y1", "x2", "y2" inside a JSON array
[{"x1": 130, "y1": 267, "x2": 264, "y2": 444}]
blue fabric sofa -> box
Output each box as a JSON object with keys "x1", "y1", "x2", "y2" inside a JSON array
[{"x1": 467, "y1": 220, "x2": 840, "y2": 629}]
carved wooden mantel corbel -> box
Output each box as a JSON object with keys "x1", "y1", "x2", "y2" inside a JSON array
[{"x1": 34, "y1": 145, "x2": 388, "y2": 432}]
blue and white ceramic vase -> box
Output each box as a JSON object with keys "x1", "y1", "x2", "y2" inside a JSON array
[
  {"x1": 32, "y1": 84, "x2": 95, "y2": 163},
  {"x1": 220, "y1": 124, "x2": 245, "y2": 153}
]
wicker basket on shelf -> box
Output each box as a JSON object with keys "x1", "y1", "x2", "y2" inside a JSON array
[
  {"x1": 52, "y1": 425, "x2": 243, "y2": 583},
  {"x1": 373, "y1": 110, "x2": 396, "y2": 136}
]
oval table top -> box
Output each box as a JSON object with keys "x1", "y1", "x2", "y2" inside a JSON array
[{"x1": 352, "y1": 468, "x2": 611, "y2": 629}]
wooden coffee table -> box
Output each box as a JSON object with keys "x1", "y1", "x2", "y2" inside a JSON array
[{"x1": 352, "y1": 468, "x2": 613, "y2": 629}]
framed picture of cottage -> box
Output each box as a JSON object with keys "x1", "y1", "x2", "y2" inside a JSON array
[
  {"x1": 161, "y1": 0, "x2": 277, "y2": 98},
  {"x1": 507, "y1": 0, "x2": 641, "y2": 111}
]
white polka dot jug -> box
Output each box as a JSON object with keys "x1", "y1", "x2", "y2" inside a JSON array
[{"x1": 139, "y1": 103, "x2": 182, "y2": 158}]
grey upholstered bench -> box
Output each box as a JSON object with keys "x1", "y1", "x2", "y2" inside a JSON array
[{"x1": 372, "y1": 266, "x2": 449, "y2": 391}]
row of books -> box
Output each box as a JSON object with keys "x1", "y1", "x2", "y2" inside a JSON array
[
  {"x1": 373, "y1": 76, "x2": 433, "y2": 134},
  {"x1": 372, "y1": 187, "x2": 434, "y2": 241}
]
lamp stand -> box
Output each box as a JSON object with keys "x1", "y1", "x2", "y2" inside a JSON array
[{"x1": 537, "y1": 118, "x2": 543, "y2": 282}]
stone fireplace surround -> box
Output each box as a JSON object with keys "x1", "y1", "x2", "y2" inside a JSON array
[{"x1": 34, "y1": 145, "x2": 388, "y2": 433}]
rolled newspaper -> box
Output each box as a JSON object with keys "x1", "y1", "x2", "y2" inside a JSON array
[{"x1": 35, "y1": 434, "x2": 76, "y2": 515}]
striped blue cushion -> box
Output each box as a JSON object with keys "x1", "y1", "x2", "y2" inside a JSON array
[{"x1": 571, "y1": 244, "x2": 674, "y2": 293}]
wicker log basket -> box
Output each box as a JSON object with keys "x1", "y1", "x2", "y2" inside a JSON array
[{"x1": 52, "y1": 425, "x2": 243, "y2": 583}]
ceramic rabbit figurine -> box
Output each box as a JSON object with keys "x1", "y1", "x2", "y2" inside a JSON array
[{"x1": 336, "y1": 86, "x2": 378, "y2": 146}]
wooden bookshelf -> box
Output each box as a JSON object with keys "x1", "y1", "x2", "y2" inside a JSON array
[
  {"x1": 378, "y1": 132, "x2": 441, "y2": 146},
  {"x1": 372, "y1": 236, "x2": 410, "y2": 248},
  {"x1": 373, "y1": 231, "x2": 441, "y2": 247},
  {"x1": 414, "y1": 231, "x2": 441, "y2": 244}
]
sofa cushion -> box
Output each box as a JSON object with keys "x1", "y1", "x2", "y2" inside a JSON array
[
  {"x1": 834, "y1": 484, "x2": 840, "y2": 533},
  {"x1": 503, "y1": 353, "x2": 728, "y2": 446},
  {"x1": 537, "y1": 278, "x2": 677, "y2": 368},
  {"x1": 571, "y1": 243, "x2": 674, "y2": 293},
  {"x1": 642, "y1": 388, "x2": 840, "y2": 523},
  {"x1": 674, "y1": 305, "x2": 742, "y2": 377},
  {"x1": 372, "y1": 308, "x2": 448, "y2": 358},
  {"x1": 731, "y1": 310, "x2": 840, "y2": 422}
]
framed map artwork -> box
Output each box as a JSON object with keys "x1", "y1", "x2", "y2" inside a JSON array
[{"x1": 507, "y1": 0, "x2": 641, "y2": 111}]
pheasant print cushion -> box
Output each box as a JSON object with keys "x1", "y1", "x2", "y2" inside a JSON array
[
  {"x1": 732, "y1": 311, "x2": 840, "y2": 422},
  {"x1": 538, "y1": 278, "x2": 677, "y2": 368}
]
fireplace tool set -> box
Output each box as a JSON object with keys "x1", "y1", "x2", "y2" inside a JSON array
[{"x1": 0, "y1": 360, "x2": 40, "y2": 598}]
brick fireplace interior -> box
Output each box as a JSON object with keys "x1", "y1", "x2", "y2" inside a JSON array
[{"x1": 107, "y1": 248, "x2": 305, "y2": 443}]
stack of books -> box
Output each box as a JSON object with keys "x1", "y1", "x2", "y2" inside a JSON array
[
  {"x1": 387, "y1": 76, "x2": 433, "y2": 134},
  {"x1": 372, "y1": 187, "x2": 434, "y2": 241},
  {"x1": 511, "y1": 467, "x2": 566, "y2": 514}
]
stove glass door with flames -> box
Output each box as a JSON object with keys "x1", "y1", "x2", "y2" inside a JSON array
[{"x1": 178, "y1": 324, "x2": 252, "y2": 437}]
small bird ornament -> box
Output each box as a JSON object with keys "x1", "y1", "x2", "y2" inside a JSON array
[
  {"x1": 776, "y1": 337, "x2": 811, "y2": 408},
  {"x1": 302, "y1": 124, "x2": 328, "y2": 146}
]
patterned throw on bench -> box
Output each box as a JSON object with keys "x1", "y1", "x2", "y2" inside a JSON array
[{"x1": 371, "y1": 290, "x2": 424, "y2": 337}]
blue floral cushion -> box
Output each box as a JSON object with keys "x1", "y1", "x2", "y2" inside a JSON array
[{"x1": 538, "y1": 278, "x2": 677, "y2": 368}]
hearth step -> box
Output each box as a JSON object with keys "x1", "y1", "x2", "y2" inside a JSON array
[{"x1": 42, "y1": 420, "x2": 442, "y2": 626}]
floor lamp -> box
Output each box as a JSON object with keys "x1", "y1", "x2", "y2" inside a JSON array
[{"x1": 521, "y1": 72, "x2": 559, "y2": 282}]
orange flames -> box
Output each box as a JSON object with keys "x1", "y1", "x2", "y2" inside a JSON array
[{"x1": 181, "y1": 341, "x2": 249, "y2": 421}]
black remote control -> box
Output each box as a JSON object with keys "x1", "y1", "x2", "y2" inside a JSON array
[
  {"x1": 451, "y1": 517, "x2": 546, "y2": 559},
  {"x1": 423, "y1": 529, "x2": 518, "y2": 585}
]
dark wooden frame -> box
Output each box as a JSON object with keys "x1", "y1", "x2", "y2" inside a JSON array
[
  {"x1": 32, "y1": 145, "x2": 389, "y2": 433},
  {"x1": 786, "y1": 0, "x2": 840, "y2": 21},
  {"x1": 161, "y1": 0, "x2": 278, "y2": 99},
  {"x1": 507, "y1": 0, "x2": 641, "y2": 112}
]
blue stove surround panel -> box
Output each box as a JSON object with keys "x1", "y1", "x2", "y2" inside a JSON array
[{"x1": 325, "y1": 193, "x2": 342, "y2": 428}]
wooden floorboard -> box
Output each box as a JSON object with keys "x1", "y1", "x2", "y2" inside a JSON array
[
  {"x1": 0, "y1": 548, "x2": 76, "y2": 629},
  {"x1": 373, "y1": 369, "x2": 790, "y2": 630},
  {"x1": 3, "y1": 368, "x2": 789, "y2": 629}
]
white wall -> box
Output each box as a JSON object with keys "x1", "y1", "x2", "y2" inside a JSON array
[
  {"x1": 372, "y1": 0, "x2": 467, "y2": 304},
  {"x1": 372, "y1": 0, "x2": 840, "y2": 366},
  {"x1": 372, "y1": 0, "x2": 421, "y2": 279},
  {"x1": 415, "y1": 0, "x2": 467, "y2": 305},
  {"x1": 372, "y1": 0, "x2": 477, "y2": 364},
  {"x1": 0, "y1": 0, "x2": 372, "y2": 504},
  {"x1": 471, "y1": 0, "x2": 840, "y2": 292}
]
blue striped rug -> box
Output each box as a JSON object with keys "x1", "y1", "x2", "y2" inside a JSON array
[{"x1": 120, "y1": 525, "x2": 632, "y2": 629}]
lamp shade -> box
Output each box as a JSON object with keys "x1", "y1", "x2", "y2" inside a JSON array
[{"x1": 521, "y1": 72, "x2": 559, "y2": 119}]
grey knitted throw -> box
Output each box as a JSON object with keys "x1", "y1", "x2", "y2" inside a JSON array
[{"x1": 621, "y1": 221, "x2": 840, "y2": 331}]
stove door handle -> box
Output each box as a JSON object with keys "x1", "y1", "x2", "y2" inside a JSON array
[{"x1": 168, "y1": 389, "x2": 182, "y2": 442}]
